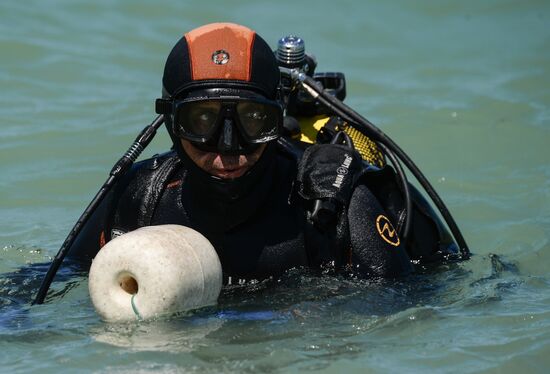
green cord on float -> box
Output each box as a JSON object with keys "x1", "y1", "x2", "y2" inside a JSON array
[{"x1": 131, "y1": 294, "x2": 143, "y2": 321}]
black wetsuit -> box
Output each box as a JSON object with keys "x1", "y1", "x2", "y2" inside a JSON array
[{"x1": 67, "y1": 139, "x2": 457, "y2": 283}]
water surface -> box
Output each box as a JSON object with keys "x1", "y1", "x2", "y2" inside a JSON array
[{"x1": 1, "y1": 0, "x2": 549, "y2": 372}]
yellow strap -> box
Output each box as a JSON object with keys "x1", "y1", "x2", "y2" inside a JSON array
[
  {"x1": 297, "y1": 116, "x2": 330, "y2": 144},
  {"x1": 296, "y1": 116, "x2": 385, "y2": 168}
]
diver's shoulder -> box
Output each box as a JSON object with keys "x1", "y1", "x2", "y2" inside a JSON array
[
  {"x1": 130, "y1": 150, "x2": 181, "y2": 173},
  {"x1": 115, "y1": 150, "x2": 182, "y2": 194}
]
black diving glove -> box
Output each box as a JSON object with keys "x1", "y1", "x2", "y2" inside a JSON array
[{"x1": 296, "y1": 142, "x2": 364, "y2": 230}]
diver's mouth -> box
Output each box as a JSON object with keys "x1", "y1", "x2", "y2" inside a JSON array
[{"x1": 212, "y1": 165, "x2": 248, "y2": 179}]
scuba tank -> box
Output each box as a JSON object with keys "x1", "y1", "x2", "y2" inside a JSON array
[
  {"x1": 276, "y1": 35, "x2": 385, "y2": 168},
  {"x1": 275, "y1": 34, "x2": 470, "y2": 259}
]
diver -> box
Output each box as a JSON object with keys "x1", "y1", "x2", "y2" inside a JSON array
[{"x1": 34, "y1": 22, "x2": 465, "y2": 302}]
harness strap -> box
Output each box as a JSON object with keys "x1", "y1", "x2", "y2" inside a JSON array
[
  {"x1": 138, "y1": 155, "x2": 181, "y2": 227},
  {"x1": 109, "y1": 152, "x2": 181, "y2": 238}
]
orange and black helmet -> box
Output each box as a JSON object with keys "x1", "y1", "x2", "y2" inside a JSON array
[{"x1": 162, "y1": 23, "x2": 280, "y2": 99}]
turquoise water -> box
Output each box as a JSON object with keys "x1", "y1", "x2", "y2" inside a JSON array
[{"x1": 1, "y1": 0, "x2": 549, "y2": 372}]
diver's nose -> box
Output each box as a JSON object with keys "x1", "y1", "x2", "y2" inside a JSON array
[{"x1": 217, "y1": 118, "x2": 239, "y2": 154}]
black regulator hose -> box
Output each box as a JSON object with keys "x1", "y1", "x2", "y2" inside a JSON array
[
  {"x1": 377, "y1": 142, "x2": 412, "y2": 244},
  {"x1": 294, "y1": 72, "x2": 470, "y2": 257},
  {"x1": 33, "y1": 115, "x2": 165, "y2": 305}
]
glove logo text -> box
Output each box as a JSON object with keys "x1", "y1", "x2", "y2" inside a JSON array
[{"x1": 332, "y1": 154, "x2": 353, "y2": 188}]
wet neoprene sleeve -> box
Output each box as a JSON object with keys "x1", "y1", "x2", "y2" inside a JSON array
[
  {"x1": 64, "y1": 188, "x2": 114, "y2": 266},
  {"x1": 347, "y1": 184, "x2": 414, "y2": 277}
]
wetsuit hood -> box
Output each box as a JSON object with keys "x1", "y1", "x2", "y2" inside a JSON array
[
  {"x1": 160, "y1": 22, "x2": 282, "y2": 202},
  {"x1": 162, "y1": 23, "x2": 280, "y2": 100}
]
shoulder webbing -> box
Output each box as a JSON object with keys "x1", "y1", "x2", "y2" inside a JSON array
[{"x1": 109, "y1": 152, "x2": 181, "y2": 236}]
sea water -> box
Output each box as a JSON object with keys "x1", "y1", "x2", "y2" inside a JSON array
[{"x1": 1, "y1": 0, "x2": 549, "y2": 372}]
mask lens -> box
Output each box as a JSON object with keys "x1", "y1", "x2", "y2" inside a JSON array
[
  {"x1": 173, "y1": 101, "x2": 222, "y2": 140},
  {"x1": 236, "y1": 102, "x2": 281, "y2": 141},
  {"x1": 172, "y1": 93, "x2": 282, "y2": 144}
]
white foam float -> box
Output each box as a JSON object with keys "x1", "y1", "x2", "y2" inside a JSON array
[{"x1": 88, "y1": 225, "x2": 222, "y2": 322}]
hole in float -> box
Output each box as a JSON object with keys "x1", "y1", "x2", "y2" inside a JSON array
[{"x1": 118, "y1": 274, "x2": 138, "y2": 295}]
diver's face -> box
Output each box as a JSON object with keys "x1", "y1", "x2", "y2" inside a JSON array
[{"x1": 180, "y1": 139, "x2": 266, "y2": 179}]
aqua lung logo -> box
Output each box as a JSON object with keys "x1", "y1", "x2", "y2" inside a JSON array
[
  {"x1": 332, "y1": 153, "x2": 353, "y2": 188},
  {"x1": 376, "y1": 215, "x2": 401, "y2": 247},
  {"x1": 212, "y1": 50, "x2": 230, "y2": 65}
]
